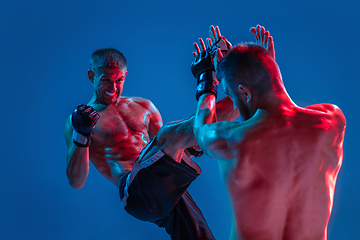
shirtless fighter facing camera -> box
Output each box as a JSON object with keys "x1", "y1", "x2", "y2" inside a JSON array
[{"x1": 64, "y1": 48, "x2": 238, "y2": 239}]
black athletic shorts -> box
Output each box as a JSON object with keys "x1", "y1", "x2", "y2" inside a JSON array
[{"x1": 119, "y1": 146, "x2": 215, "y2": 240}]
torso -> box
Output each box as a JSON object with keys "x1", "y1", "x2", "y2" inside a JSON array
[
  {"x1": 88, "y1": 97, "x2": 153, "y2": 186},
  {"x1": 218, "y1": 104, "x2": 346, "y2": 240}
]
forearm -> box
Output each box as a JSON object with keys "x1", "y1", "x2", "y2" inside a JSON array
[
  {"x1": 66, "y1": 144, "x2": 89, "y2": 189},
  {"x1": 174, "y1": 96, "x2": 234, "y2": 142},
  {"x1": 64, "y1": 105, "x2": 99, "y2": 189},
  {"x1": 194, "y1": 94, "x2": 217, "y2": 145}
]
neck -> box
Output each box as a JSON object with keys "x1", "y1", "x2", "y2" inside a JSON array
[{"x1": 255, "y1": 85, "x2": 296, "y2": 113}]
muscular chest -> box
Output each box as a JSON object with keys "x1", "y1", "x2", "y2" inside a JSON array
[{"x1": 93, "y1": 103, "x2": 150, "y2": 142}]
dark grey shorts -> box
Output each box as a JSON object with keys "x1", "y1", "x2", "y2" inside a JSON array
[{"x1": 119, "y1": 148, "x2": 215, "y2": 240}]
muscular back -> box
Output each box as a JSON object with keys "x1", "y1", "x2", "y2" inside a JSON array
[{"x1": 207, "y1": 104, "x2": 345, "y2": 240}]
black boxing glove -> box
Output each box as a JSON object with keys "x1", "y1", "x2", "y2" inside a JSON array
[
  {"x1": 71, "y1": 104, "x2": 100, "y2": 147},
  {"x1": 191, "y1": 48, "x2": 218, "y2": 101},
  {"x1": 210, "y1": 36, "x2": 232, "y2": 58}
]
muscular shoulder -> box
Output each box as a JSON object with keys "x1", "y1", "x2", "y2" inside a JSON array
[
  {"x1": 304, "y1": 103, "x2": 346, "y2": 131},
  {"x1": 64, "y1": 115, "x2": 73, "y2": 147},
  {"x1": 199, "y1": 110, "x2": 264, "y2": 160},
  {"x1": 127, "y1": 96, "x2": 154, "y2": 110},
  {"x1": 126, "y1": 96, "x2": 162, "y2": 138},
  {"x1": 199, "y1": 121, "x2": 247, "y2": 160}
]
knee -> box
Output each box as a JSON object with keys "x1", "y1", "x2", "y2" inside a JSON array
[{"x1": 156, "y1": 124, "x2": 176, "y2": 144}]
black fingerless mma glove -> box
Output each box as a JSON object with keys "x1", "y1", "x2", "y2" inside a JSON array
[
  {"x1": 191, "y1": 49, "x2": 218, "y2": 101},
  {"x1": 186, "y1": 147, "x2": 204, "y2": 157},
  {"x1": 210, "y1": 36, "x2": 232, "y2": 58},
  {"x1": 71, "y1": 104, "x2": 100, "y2": 147}
]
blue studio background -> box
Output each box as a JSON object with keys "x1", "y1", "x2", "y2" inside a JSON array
[{"x1": 1, "y1": 0, "x2": 359, "y2": 239}]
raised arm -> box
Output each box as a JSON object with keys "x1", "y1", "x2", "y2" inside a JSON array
[
  {"x1": 195, "y1": 95, "x2": 243, "y2": 160},
  {"x1": 143, "y1": 95, "x2": 237, "y2": 163},
  {"x1": 192, "y1": 25, "x2": 236, "y2": 159},
  {"x1": 64, "y1": 105, "x2": 99, "y2": 189},
  {"x1": 250, "y1": 24, "x2": 275, "y2": 59}
]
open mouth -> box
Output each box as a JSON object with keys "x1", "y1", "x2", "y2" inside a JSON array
[{"x1": 105, "y1": 91, "x2": 116, "y2": 97}]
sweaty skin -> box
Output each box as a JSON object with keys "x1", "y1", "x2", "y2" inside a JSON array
[
  {"x1": 194, "y1": 26, "x2": 346, "y2": 240},
  {"x1": 64, "y1": 67, "x2": 163, "y2": 188},
  {"x1": 197, "y1": 96, "x2": 345, "y2": 240},
  {"x1": 86, "y1": 97, "x2": 161, "y2": 185},
  {"x1": 64, "y1": 65, "x2": 238, "y2": 189}
]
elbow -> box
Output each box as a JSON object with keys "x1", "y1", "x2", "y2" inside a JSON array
[
  {"x1": 66, "y1": 161, "x2": 89, "y2": 190},
  {"x1": 66, "y1": 170, "x2": 86, "y2": 190},
  {"x1": 68, "y1": 177, "x2": 85, "y2": 190},
  {"x1": 193, "y1": 127, "x2": 208, "y2": 153}
]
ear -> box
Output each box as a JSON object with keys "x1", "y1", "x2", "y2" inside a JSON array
[
  {"x1": 88, "y1": 70, "x2": 95, "y2": 83},
  {"x1": 238, "y1": 85, "x2": 252, "y2": 103}
]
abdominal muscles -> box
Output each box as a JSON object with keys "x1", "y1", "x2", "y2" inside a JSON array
[{"x1": 89, "y1": 132, "x2": 149, "y2": 186}]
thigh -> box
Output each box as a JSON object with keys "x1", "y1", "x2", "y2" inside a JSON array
[
  {"x1": 121, "y1": 153, "x2": 200, "y2": 222},
  {"x1": 156, "y1": 190, "x2": 215, "y2": 240}
]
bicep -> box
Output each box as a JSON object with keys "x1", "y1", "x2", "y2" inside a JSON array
[
  {"x1": 197, "y1": 121, "x2": 239, "y2": 161},
  {"x1": 148, "y1": 102, "x2": 163, "y2": 139},
  {"x1": 133, "y1": 97, "x2": 163, "y2": 139}
]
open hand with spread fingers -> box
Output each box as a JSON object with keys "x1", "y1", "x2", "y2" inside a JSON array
[
  {"x1": 208, "y1": 25, "x2": 232, "y2": 68},
  {"x1": 250, "y1": 24, "x2": 275, "y2": 59}
]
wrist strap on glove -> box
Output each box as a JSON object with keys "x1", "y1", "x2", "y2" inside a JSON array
[
  {"x1": 210, "y1": 37, "x2": 232, "y2": 58},
  {"x1": 186, "y1": 147, "x2": 204, "y2": 157},
  {"x1": 196, "y1": 71, "x2": 218, "y2": 101},
  {"x1": 72, "y1": 130, "x2": 91, "y2": 148}
]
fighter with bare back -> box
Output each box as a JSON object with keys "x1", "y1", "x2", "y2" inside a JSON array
[
  {"x1": 64, "y1": 48, "x2": 238, "y2": 239},
  {"x1": 192, "y1": 25, "x2": 346, "y2": 240}
]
